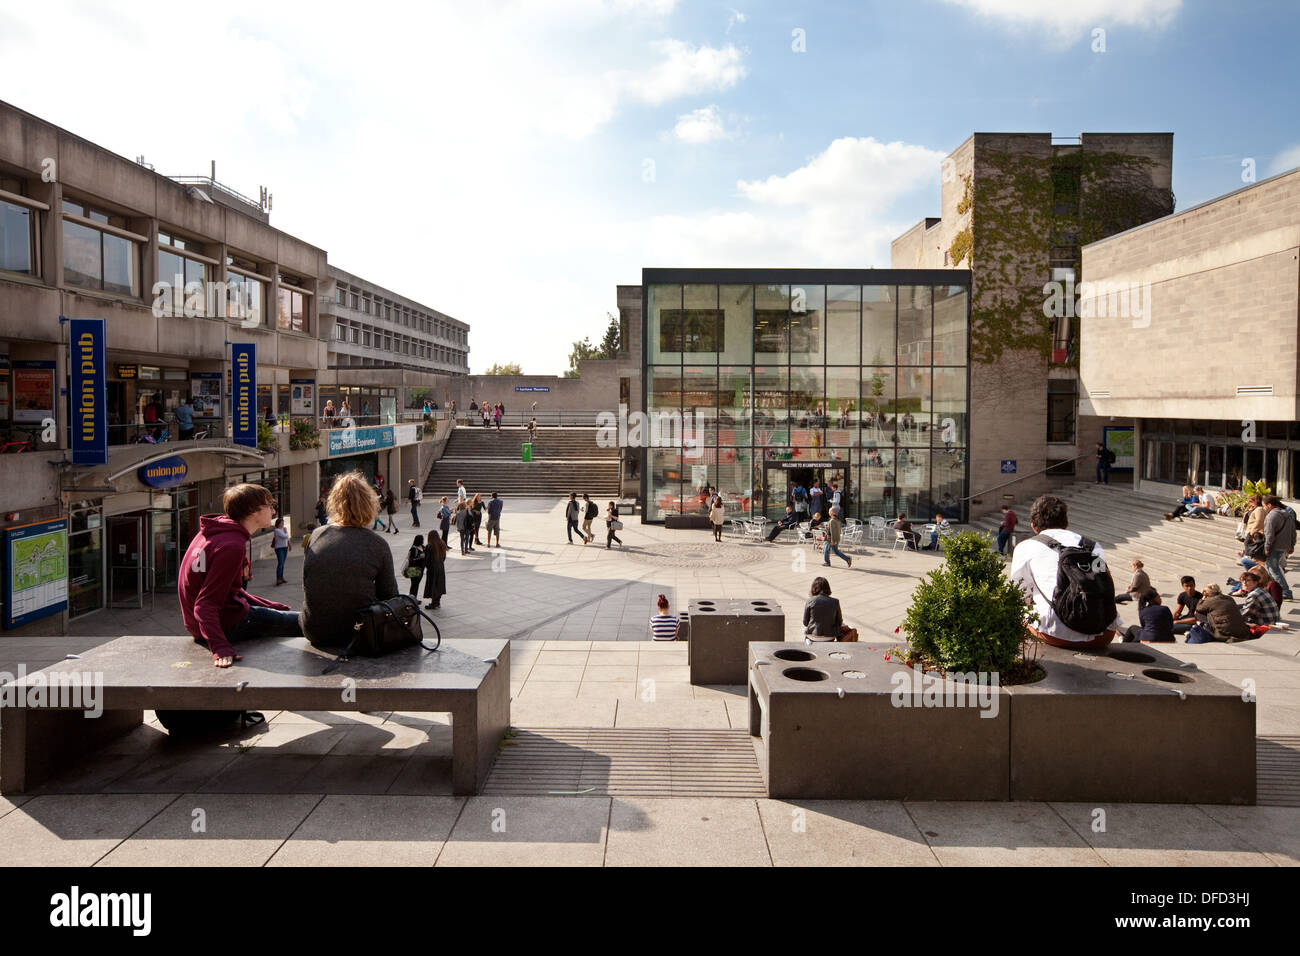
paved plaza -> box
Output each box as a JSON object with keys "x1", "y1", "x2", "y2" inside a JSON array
[{"x1": 1, "y1": 497, "x2": 1298, "y2": 866}]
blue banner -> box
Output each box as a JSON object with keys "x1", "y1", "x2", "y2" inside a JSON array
[
  {"x1": 232, "y1": 343, "x2": 256, "y2": 448},
  {"x1": 138, "y1": 455, "x2": 188, "y2": 488},
  {"x1": 328, "y1": 425, "x2": 395, "y2": 457},
  {"x1": 69, "y1": 319, "x2": 107, "y2": 465}
]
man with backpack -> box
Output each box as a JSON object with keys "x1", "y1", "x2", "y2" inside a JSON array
[
  {"x1": 1263, "y1": 495, "x2": 1296, "y2": 601},
  {"x1": 1009, "y1": 494, "x2": 1121, "y2": 649},
  {"x1": 565, "y1": 492, "x2": 583, "y2": 544},
  {"x1": 581, "y1": 493, "x2": 598, "y2": 544},
  {"x1": 1095, "y1": 441, "x2": 1115, "y2": 484}
]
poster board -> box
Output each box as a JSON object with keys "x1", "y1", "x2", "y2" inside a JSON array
[
  {"x1": 12, "y1": 361, "x2": 55, "y2": 424},
  {"x1": 191, "y1": 372, "x2": 221, "y2": 419},
  {"x1": 4, "y1": 518, "x2": 68, "y2": 629}
]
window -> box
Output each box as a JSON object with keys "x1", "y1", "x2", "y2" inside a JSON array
[
  {"x1": 336, "y1": 287, "x2": 345, "y2": 304},
  {"x1": 1046, "y1": 378, "x2": 1076, "y2": 443},
  {"x1": 226, "y1": 272, "x2": 264, "y2": 326},
  {"x1": 276, "y1": 285, "x2": 307, "y2": 332},
  {"x1": 157, "y1": 247, "x2": 209, "y2": 316},
  {"x1": 0, "y1": 178, "x2": 39, "y2": 277},
  {"x1": 63, "y1": 201, "x2": 142, "y2": 296}
]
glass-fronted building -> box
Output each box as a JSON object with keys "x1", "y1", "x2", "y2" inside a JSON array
[{"x1": 641, "y1": 269, "x2": 971, "y2": 524}]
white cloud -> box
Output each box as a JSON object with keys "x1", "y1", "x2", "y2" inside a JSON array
[
  {"x1": 672, "y1": 105, "x2": 734, "y2": 144},
  {"x1": 1267, "y1": 144, "x2": 1300, "y2": 176},
  {"x1": 737, "y1": 137, "x2": 945, "y2": 211},
  {"x1": 938, "y1": 0, "x2": 1182, "y2": 44},
  {"x1": 625, "y1": 39, "x2": 747, "y2": 106},
  {"x1": 727, "y1": 8, "x2": 747, "y2": 33}
]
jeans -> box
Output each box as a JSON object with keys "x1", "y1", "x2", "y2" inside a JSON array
[
  {"x1": 567, "y1": 517, "x2": 581, "y2": 542},
  {"x1": 823, "y1": 541, "x2": 850, "y2": 566},
  {"x1": 996, "y1": 529, "x2": 1011, "y2": 554},
  {"x1": 459, "y1": 530, "x2": 472, "y2": 554},
  {"x1": 410, "y1": 504, "x2": 420, "y2": 527},
  {"x1": 274, "y1": 547, "x2": 287, "y2": 581},
  {"x1": 1096, "y1": 462, "x2": 1109, "y2": 484},
  {"x1": 229, "y1": 605, "x2": 302, "y2": 644},
  {"x1": 1266, "y1": 551, "x2": 1292, "y2": 597}
]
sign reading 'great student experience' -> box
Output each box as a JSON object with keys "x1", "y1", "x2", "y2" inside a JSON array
[
  {"x1": 232, "y1": 343, "x2": 256, "y2": 448},
  {"x1": 69, "y1": 319, "x2": 107, "y2": 466}
]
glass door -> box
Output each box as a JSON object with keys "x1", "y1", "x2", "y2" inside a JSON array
[
  {"x1": 107, "y1": 515, "x2": 143, "y2": 608},
  {"x1": 148, "y1": 509, "x2": 178, "y2": 592},
  {"x1": 763, "y1": 465, "x2": 789, "y2": 522}
]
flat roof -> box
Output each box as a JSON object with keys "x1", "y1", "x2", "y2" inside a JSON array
[{"x1": 641, "y1": 268, "x2": 970, "y2": 285}]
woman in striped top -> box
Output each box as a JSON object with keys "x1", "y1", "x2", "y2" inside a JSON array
[{"x1": 650, "y1": 594, "x2": 679, "y2": 641}]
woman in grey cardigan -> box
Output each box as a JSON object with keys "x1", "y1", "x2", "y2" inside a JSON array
[{"x1": 302, "y1": 472, "x2": 398, "y2": 648}]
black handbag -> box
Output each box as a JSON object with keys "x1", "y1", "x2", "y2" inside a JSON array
[{"x1": 323, "y1": 595, "x2": 441, "y2": 672}]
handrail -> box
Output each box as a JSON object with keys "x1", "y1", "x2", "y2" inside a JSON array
[{"x1": 961, "y1": 453, "x2": 1093, "y2": 502}]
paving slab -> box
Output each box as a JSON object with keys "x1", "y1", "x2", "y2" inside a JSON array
[
  {"x1": 904, "y1": 802, "x2": 1106, "y2": 866},
  {"x1": 614, "y1": 699, "x2": 730, "y2": 729},
  {"x1": 102, "y1": 751, "x2": 240, "y2": 794},
  {"x1": 1197, "y1": 804, "x2": 1300, "y2": 866},
  {"x1": 758, "y1": 799, "x2": 940, "y2": 867},
  {"x1": 385, "y1": 756, "x2": 455, "y2": 795},
  {"x1": 0, "y1": 793, "x2": 178, "y2": 866},
  {"x1": 510, "y1": 698, "x2": 618, "y2": 728},
  {"x1": 606, "y1": 797, "x2": 769, "y2": 866},
  {"x1": 437, "y1": 796, "x2": 610, "y2": 866},
  {"x1": 269, "y1": 795, "x2": 465, "y2": 866},
  {"x1": 1052, "y1": 802, "x2": 1278, "y2": 866},
  {"x1": 97, "y1": 793, "x2": 322, "y2": 867}
]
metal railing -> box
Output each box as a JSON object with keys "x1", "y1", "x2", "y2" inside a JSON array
[
  {"x1": 961, "y1": 453, "x2": 1091, "y2": 502},
  {"x1": 453, "y1": 409, "x2": 608, "y2": 428}
]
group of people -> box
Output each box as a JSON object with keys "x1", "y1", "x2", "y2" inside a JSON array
[
  {"x1": 468, "y1": 399, "x2": 507, "y2": 431},
  {"x1": 564, "y1": 492, "x2": 623, "y2": 548}
]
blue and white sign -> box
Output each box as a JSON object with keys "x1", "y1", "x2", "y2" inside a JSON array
[
  {"x1": 231, "y1": 344, "x2": 256, "y2": 448},
  {"x1": 4, "y1": 518, "x2": 68, "y2": 630},
  {"x1": 328, "y1": 425, "x2": 395, "y2": 457},
  {"x1": 69, "y1": 318, "x2": 107, "y2": 465},
  {"x1": 514, "y1": 386, "x2": 550, "y2": 392},
  {"x1": 1000, "y1": 460, "x2": 1017, "y2": 474},
  {"x1": 138, "y1": 456, "x2": 188, "y2": 489}
]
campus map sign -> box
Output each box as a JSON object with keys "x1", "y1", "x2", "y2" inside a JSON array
[{"x1": 4, "y1": 519, "x2": 68, "y2": 629}]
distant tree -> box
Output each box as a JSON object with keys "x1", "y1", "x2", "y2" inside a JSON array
[
  {"x1": 484, "y1": 362, "x2": 523, "y2": 375},
  {"x1": 598, "y1": 312, "x2": 621, "y2": 358},
  {"x1": 565, "y1": 313, "x2": 622, "y2": 378},
  {"x1": 563, "y1": 339, "x2": 597, "y2": 378}
]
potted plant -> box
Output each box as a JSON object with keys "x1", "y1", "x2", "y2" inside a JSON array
[
  {"x1": 898, "y1": 530, "x2": 1042, "y2": 682},
  {"x1": 257, "y1": 420, "x2": 275, "y2": 453},
  {"x1": 289, "y1": 418, "x2": 321, "y2": 450}
]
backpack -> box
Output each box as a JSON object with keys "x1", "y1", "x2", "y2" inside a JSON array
[
  {"x1": 1106, "y1": 449, "x2": 1116, "y2": 464},
  {"x1": 156, "y1": 709, "x2": 265, "y2": 737},
  {"x1": 793, "y1": 486, "x2": 806, "y2": 502},
  {"x1": 1031, "y1": 533, "x2": 1118, "y2": 635},
  {"x1": 585, "y1": 501, "x2": 599, "y2": 520}
]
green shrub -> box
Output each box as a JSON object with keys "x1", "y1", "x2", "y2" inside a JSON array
[
  {"x1": 900, "y1": 530, "x2": 1036, "y2": 674},
  {"x1": 257, "y1": 420, "x2": 275, "y2": 452},
  {"x1": 289, "y1": 418, "x2": 321, "y2": 450},
  {"x1": 1216, "y1": 479, "x2": 1271, "y2": 517}
]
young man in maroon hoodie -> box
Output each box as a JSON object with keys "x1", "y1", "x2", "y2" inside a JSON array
[{"x1": 178, "y1": 483, "x2": 302, "y2": 667}]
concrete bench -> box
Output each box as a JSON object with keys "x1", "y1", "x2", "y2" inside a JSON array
[
  {"x1": 688, "y1": 599, "x2": 784, "y2": 684},
  {"x1": 747, "y1": 641, "x2": 1254, "y2": 803},
  {"x1": 0, "y1": 635, "x2": 510, "y2": 796},
  {"x1": 665, "y1": 514, "x2": 712, "y2": 530}
]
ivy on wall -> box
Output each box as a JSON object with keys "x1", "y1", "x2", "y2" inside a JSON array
[{"x1": 948, "y1": 149, "x2": 1174, "y2": 365}]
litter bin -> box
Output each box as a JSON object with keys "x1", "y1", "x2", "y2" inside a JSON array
[{"x1": 521, "y1": 442, "x2": 532, "y2": 462}]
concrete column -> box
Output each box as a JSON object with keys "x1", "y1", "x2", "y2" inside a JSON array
[
  {"x1": 292, "y1": 460, "x2": 320, "y2": 532},
  {"x1": 386, "y1": 445, "x2": 401, "y2": 493}
]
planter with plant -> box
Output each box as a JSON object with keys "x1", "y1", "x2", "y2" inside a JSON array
[
  {"x1": 1216, "y1": 478, "x2": 1271, "y2": 517},
  {"x1": 257, "y1": 420, "x2": 276, "y2": 453},
  {"x1": 898, "y1": 530, "x2": 1044, "y2": 684},
  {"x1": 289, "y1": 418, "x2": 321, "y2": 450}
]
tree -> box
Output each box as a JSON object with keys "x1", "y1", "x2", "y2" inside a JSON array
[
  {"x1": 484, "y1": 362, "x2": 523, "y2": 375},
  {"x1": 564, "y1": 313, "x2": 622, "y2": 378}
]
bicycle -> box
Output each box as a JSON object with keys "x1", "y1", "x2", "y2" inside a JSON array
[{"x1": 1, "y1": 427, "x2": 34, "y2": 454}]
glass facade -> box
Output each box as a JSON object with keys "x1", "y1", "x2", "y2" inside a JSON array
[
  {"x1": 643, "y1": 273, "x2": 970, "y2": 523},
  {"x1": 1140, "y1": 418, "x2": 1300, "y2": 495}
]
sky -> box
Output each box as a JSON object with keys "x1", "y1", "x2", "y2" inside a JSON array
[{"x1": 2, "y1": 0, "x2": 1297, "y2": 374}]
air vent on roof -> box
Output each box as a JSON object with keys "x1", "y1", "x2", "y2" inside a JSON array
[{"x1": 1236, "y1": 385, "x2": 1274, "y2": 396}]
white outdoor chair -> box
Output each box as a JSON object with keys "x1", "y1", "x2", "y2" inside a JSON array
[
  {"x1": 892, "y1": 530, "x2": 908, "y2": 551},
  {"x1": 868, "y1": 516, "x2": 887, "y2": 542},
  {"x1": 795, "y1": 522, "x2": 812, "y2": 543}
]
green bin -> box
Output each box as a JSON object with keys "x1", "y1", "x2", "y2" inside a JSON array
[{"x1": 522, "y1": 442, "x2": 532, "y2": 462}]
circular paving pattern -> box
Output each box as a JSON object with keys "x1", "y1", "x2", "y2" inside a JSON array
[{"x1": 621, "y1": 541, "x2": 772, "y2": 568}]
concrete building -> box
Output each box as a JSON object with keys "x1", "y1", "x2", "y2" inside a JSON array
[
  {"x1": 1080, "y1": 166, "x2": 1300, "y2": 497},
  {"x1": 0, "y1": 100, "x2": 465, "y2": 635},
  {"x1": 892, "y1": 132, "x2": 1174, "y2": 515}
]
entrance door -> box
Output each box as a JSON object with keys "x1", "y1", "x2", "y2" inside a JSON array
[
  {"x1": 149, "y1": 509, "x2": 178, "y2": 592},
  {"x1": 762, "y1": 466, "x2": 789, "y2": 521},
  {"x1": 107, "y1": 516, "x2": 143, "y2": 608}
]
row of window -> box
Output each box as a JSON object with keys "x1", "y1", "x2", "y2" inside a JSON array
[
  {"x1": 333, "y1": 284, "x2": 466, "y2": 345},
  {"x1": 332, "y1": 319, "x2": 466, "y2": 367}
]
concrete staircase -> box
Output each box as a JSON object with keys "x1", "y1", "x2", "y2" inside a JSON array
[
  {"x1": 424, "y1": 426, "x2": 620, "y2": 499},
  {"x1": 969, "y1": 482, "x2": 1260, "y2": 598}
]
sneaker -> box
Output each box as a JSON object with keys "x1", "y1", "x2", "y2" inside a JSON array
[{"x1": 847, "y1": 557, "x2": 852, "y2": 568}]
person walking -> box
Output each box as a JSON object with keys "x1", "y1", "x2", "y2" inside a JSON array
[
  {"x1": 996, "y1": 505, "x2": 1018, "y2": 556},
  {"x1": 456, "y1": 478, "x2": 467, "y2": 507},
  {"x1": 527, "y1": 417, "x2": 537, "y2": 444},
  {"x1": 823, "y1": 506, "x2": 852, "y2": 568},
  {"x1": 405, "y1": 535, "x2": 426, "y2": 597},
  {"x1": 709, "y1": 493, "x2": 725, "y2": 542},
  {"x1": 606, "y1": 500, "x2": 624, "y2": 549},
  {"x1": 581, "y1": 493, "x2": 598, "y2": 544},
  {"x1": 493, "y1": 403, "x2": 503, "y2": 433},
  {"x1": 437, "y1": 496, "x2": 451, "y2": 545},
  {"x1": 383, "y1": 487, "x2": 399, "y2": 534},
  {"x1": 1095, "y1": 441, "x2": 1112, "y2": 484},
  {"x1": 423, "y1": 531, "x2": 448, "y2": 609},
  {"x1": 315, "y1": 495, "x2": 328, "y2": 526},
  {"x1": 1263, "y1": 495, "x2": 1296, "y2": 601},
  {"x1": 470, "y1": 492, "x2": 486, "y2": 545},
  {"x1": 486, "y1": 492, "x2": 503, "y2": 547},
  {"x1": 565, "y1": 492, "x2": 582, "y2": 544},
  {"x1": 407, "y1": 478, "x2": 421, "y2": 527},
  {"x1": 272, "y1": 517, "x2": 290, "y2": 585}
]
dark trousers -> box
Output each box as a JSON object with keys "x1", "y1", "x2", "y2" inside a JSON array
[
  {"x1": 996, "y1": 530, "x2": 1011, "y2": 554},
  {"x1": 1096, "y1": 462, "x2": 1109, "y2": 484},
  {"x1": 274, "y1": 547, "x2": 288, "y2": 581},
  {"x1": 229, "y1": 605, "x2": 302, "y2": 643},
  {"x1": 607, "y1": 524, "x2": 622, "y2": 547},
  {"x1": 459, "y1": 530, "x2": 472, "y2": 554},
  {"x1": 408, "y1": 572, "x2": 423, "y2": 596},
  {"x1": 567, "y1": 517, "x2": 581, "y2": 542},
  {"x1": 410, "y1": 504, "x2": 420, "y2": 527}
]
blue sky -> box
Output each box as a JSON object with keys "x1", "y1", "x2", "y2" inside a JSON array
[{"x1": 2, "y1": 0, "x2": 1296, "y2": 373}]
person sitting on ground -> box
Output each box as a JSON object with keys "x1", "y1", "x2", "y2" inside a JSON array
[
  {"x1": 803, "y1": 576, "x2": 844, "y2": 642},
  {"x1": 1188, "y1": 584, "x2": 1251, "y2": 643},
  {"x1": 891, "y1": 513, "x2": 919, "y2": 550},
  {"x1": 1123, "y1": 589, "x2": 1174, "y2": 643},
  {"x1": 1114, "y1": 558, "x2": 1151, "y2": 604},
  {"x1": 178, "y1": 483, "x2": 302, "y2": 668},
  {"x1": 766, "y1": 505, "x2": 799, "y2": 542},
  {"x1": 301, "y1": 472, "x2": 399, "y2": 649},
  {"x1": 922, "y1": 513, "x2": 953, "y2": 551},
  {"x1": 1236, "y1": 569, "x2": 1280, "y2": 627},
  {"x1": 1237, "y1": 531, "x2": 1268, "y2": 574},
  {"x1": 1008, "y1": 494, "x2": 1121, "y2": 650},
  {"x1": 1194, "y1": 486, "x2": 1218, "y2": 517},
  {"x1": 650, "y1": 594, "x2": 679, "y2": 641},
  {"x1": 1171, "y1": 575, "x2": 1201, "y2": 635},
  {"x1": 1165, "y1": 484, "x2": 1200, "y2": 521}
]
